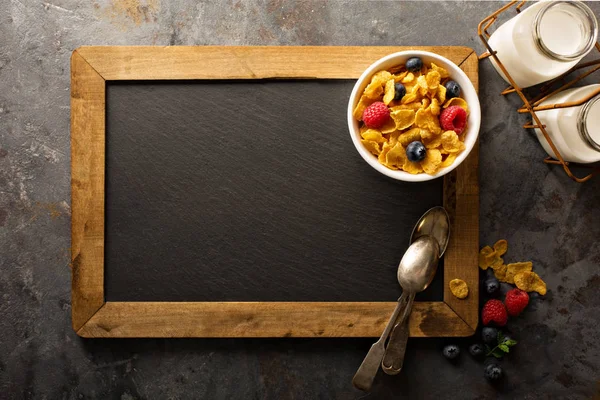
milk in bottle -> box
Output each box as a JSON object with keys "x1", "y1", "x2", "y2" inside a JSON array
[{"x1": 487, "y1": 0, "x2": 598, "y2": 88}]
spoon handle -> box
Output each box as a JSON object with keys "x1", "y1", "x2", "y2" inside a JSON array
[
  {"x1": 381, "y1": 293, "x2": 415, "y2": 375},
  {"x1": 352, "y1": 293, "x2": 407, "y2": 391}
]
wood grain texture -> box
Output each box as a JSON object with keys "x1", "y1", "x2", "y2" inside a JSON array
[
  {"x1": 443, "y1": 50, "x2": 479, "y2": 332},
  {"x1": 70, "y1": 50, "x2": 106, "y2": 331},
  {"x1": 76, "y1": 302, "x2": 473, "y2": 338},
  {"x1": 75, "y1": 46, "x2": 475, "y2": 80},
  {"x1": 72, "y1": 46, "x2": 479, "y2": 337}
]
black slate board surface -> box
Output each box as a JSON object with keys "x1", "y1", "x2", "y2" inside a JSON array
[{"x1": 104, "y1": 80, "x2": 443, "y2": 302}]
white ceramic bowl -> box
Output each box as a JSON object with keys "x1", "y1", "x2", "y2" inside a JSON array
[{"x1": 347, "y1": 50, "x2": 481, "y2": 182}]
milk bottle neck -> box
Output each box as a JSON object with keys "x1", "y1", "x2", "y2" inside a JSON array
[
  {"x1": 577, "y1": 95, "x2": 600, "y2": 153},
  {"x1": 532, "y1": 0, "x2": 598, "y2": 62}
]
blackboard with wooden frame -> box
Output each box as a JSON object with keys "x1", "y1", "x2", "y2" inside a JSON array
[{"x1": 71, "y1": 46, "x2": 479, "y2": 338}]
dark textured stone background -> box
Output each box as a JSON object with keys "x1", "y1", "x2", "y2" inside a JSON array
[{"x1": 1, "y1": 1, "x2": 599, "y2": 399}]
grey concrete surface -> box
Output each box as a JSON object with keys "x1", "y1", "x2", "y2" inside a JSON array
[{"x1": 1, "y1": 0, "x2": 600, "y2": 399}]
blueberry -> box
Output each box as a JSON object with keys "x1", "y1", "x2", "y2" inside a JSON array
[
  {"x1": 442, "y1": 344, "x2": 460, "y2": 360},
  {"x1": 469, "y1": 343, "x2": 485, "y2": 359},
  {"x1": 406, "y1": 141, "x2": 427, "y2": 162},
  {"x1": 394, "y1": 83, "x2": 406, "y2": 100},
  {"x1": 484, "y1": 363, "x2": 503, "y2": 381},
  {"x1": 482, "y1": 327, "x2": 498, "y2": 345},
  {"x1": 485, "y1": 277, "x2": 500, "y2": 296},
  {"x1": 445, "y1": 80, "x2": 461, "y2": 99},
  {"x1": 406, "y1": 57, "x2": 423, "y2": 73}
]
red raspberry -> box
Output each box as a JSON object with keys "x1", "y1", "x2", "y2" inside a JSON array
[
  {"x1": 439, "y1": 105, "x2": 467, "y2": 134},
  {"x1": 482, "y1": 299, "x2": 508, "y2": 327},
  {"x1": 362, "y1": 101, "x2": 390, "y2": 129},
  {"x1": 504, "y1": 288, "x2": 529, "y2": 317}
]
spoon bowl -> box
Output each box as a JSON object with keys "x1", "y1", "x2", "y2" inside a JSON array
[
  {"x1": 410, "y1": 206, "x2": 450, "y2": 258},
  {"x1": 397, "y1": 235, "x2": 440, "y2": 293}
]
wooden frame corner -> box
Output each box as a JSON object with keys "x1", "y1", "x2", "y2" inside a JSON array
[{"x1": 71, "y1": 46, "x2": 479, "y2": 338}]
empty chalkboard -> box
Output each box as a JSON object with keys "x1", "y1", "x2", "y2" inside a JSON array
[{"x1": 104, "y1": 80, "x2": 444, "y2": 302}]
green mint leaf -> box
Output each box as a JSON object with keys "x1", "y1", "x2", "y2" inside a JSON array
[
  {"x1": 491, "y1": 349, "x2": 504, "y2": 358},
  {"x1": 506, "y1": 339, "x2": 518, "y2": 346},
  {"x1": 499, "y1": 344, "x2": 510, "y2": 353},
  {"x1": 487, "y1": 345, "x2": 504, "y2": 358},
  {"x1": 497, "y1": 332, "x2": 504, "y2": 344}
]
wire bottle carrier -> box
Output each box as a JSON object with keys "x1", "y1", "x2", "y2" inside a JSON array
[{"x1": 478, "y1": 0, "x2": 600, "y2": 183}]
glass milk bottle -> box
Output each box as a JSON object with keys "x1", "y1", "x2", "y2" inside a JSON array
[
  {"x1": 487, "y1": 0, "x2": 598, "y2": 88},
  {"x1": 534, "y1": 84, "x2": 600, "y2": 164}
]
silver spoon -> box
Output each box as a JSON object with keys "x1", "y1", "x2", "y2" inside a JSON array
[
  {"x1": 382, "y1": 206, "x2": 450, "y2": 375},
  {"x1": 410, "y1": 206, "x2": 451, "y2": 255},
  {"x1": 352, "y1": 235, "x2": 440, "y2": 391}
]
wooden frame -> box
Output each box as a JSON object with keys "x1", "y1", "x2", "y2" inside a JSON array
[{"x1": 71, "y1": 46, "x2": 479, "y2": 338}]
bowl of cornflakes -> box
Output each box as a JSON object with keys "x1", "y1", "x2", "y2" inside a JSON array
[{"x1": 347, "y1": 51, "x2": 481, "y2": 182}]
